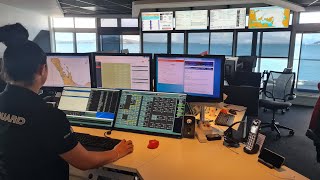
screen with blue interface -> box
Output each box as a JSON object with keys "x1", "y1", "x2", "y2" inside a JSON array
[
  {"x1": 115, "y1": 90, "x2": 187, "y2": 137},
  {"x1": 58, "y1": 87, "x2": 120, "y2": 129},
  {"x1": 155, "y1": 55, "x2": 224, "y2": 99}
]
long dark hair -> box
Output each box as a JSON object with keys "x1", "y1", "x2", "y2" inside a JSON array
[{"x1": 0, "y1": 23, "x2": 47, "y2": 85}]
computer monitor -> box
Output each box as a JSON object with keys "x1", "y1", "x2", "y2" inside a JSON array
[
  {"x1": 44, "y1": 53, "x2": 92, "y2": 88},
  {"x1": 155, "y1": 54, "x2": 225, "y2": 102},
  {"x1": 225, "y1": 57, "x2": 238, "y2": 81},
  {"x1": 114, "y1": 90, "x2": 187, "y2": 138},
  {"x1": 93, "y1": 53, "x2": 152, "y2": 91},
  {"x1": 230, "y1": 72, "x2": 262, "y2": 88},
  {"x1": 58, "y1": 87, "x2": 121, "y2": 129},
  {"x1": 237, "y1": 56, "x2": 257, "y2": 72}
]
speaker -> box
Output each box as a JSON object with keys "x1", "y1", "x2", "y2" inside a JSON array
[{"x1": 182, "y1": 115, "x2": 195, "y2": 138}]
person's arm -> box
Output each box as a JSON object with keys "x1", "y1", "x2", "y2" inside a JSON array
[{"x1": 60, "y1": 139, "x2": 134, "y2": 171}]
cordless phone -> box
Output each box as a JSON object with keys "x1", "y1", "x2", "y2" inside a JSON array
[{"x1": 244, "y1": 119, "x2": 261, "y2": 154}]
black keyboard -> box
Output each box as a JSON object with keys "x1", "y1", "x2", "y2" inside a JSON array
[
  {"x1": 75, "y1": 132, "x2": 121, "y2": 151},
  {"x1": 215, "y1": 112, "x2": 235, "y2": 127}
]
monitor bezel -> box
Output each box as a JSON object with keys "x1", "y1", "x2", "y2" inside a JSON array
[
  {"x1": 113, "y1": 90, "x2": 186, "y2": 139},
  {"x1": 60, "y1": 86, "x2": 122, "y2": 130},
  {"x1": 42, "y1": 53, "x2": 94, "y2": 89},
  {"x1": 154, "y1": 54, "x2": 225, "y2": 103},
  {"x1": 92, "y1": 53, "x2": 153, "y2": 91}
]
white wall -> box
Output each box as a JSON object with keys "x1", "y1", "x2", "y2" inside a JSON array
[{"x1": 0, "y1": 3, "x2": 49, "y2": 57}]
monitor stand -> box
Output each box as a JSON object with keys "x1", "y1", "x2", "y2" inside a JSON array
[
  {"x1": 190, "y1": 102, "x2": 224, "y2": 121},
  {"x1": 190, "y1": 102, "x2": 225, "y2": 142}
]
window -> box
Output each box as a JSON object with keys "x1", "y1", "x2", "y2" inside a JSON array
[
  {"x1": 293, "y1": 33, "x2": 302, "y2": 77},
  {"x1": 76, "y1": 33, "x2": 97, "y2": 53},
  {"x1": 55, "y1": 32, "x2": 74, "y2": 53},
  {"x1": 297, "y1": 33, "x2": 320, "y2": 91},
  {"x1": 210, "y1": 32, "x2": 233, "y2": 55},
  {"x1": 171, "y1": 33, "x2": 184, "y2": 54},
  {"x1": 53, "y1": 17, "x2": 74, "y2": 28},
  {"x1": 256, "y1": 32, "x2": 261, "y2": 56},
  {"x1": 261, "y1": 31, "x2": 291, "y2": 57},
  {"x1": 75, "y1": 18, "x2": 96, "y2": 28},
  {"x1": 188, "y1": 33, "x2": 209, "y2": 54},
  {"x1": 121, "y1": 19, "x2": 138, "y2": 27},
  {"x1": 143, "y1": 33, "x2": 168, "y2": 54},
  {"x1": 101, "y1": 19, "x2": 118, "y2": 27},
  {"x1": 260, "y1": 58, "x2": 288, "y2": 72},
  {"x1": 255, "y1": 32, "x2": 262, "y2": 72},
  {"x1": 237, "y1": 32, "x2": 253, "y2": 56},
  {"x1": 299, "y1": 12, "x2": 320, "y2": 24},
  {"x1": 122, "y1": 35, "x2": 140, "y2": 53},
  {"x1": 52, "y1": 17, "x2": 97, "y2": 53},
  {"x1": 100, "y1": 35, "x2": 120, "y2": 53},
  {"x1": 255, "y1": 32, "x2": 290, "y2": 72}
]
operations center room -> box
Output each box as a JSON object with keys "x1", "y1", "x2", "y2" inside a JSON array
[{"x1": 0, "y1": 0, "x2": 320, "y2": 179}]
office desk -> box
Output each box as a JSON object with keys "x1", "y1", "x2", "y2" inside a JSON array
[{"x1": 71, "y1": 127, "x2": 308, "y2": 180}]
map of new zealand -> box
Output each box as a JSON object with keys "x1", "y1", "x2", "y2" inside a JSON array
[
  {"x1": 249, "y1": 7, "x2": 290, "y2": 29},
  {"x1": 44, "y1": 56, "x2": 91, "y2": 87}
]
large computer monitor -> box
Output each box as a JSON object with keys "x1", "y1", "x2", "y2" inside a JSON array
[
  {"x1": 44, "y1": 53, "x2": 92, "y2": 88},
  {"x1": 58, "y1": 87, "x2": 121, "y2": 129},
  {"x1": 114, "y1": 90, "x2": 187, "y2": 138},
  {"x1": 155, "y1": 54, "x2": 225, "y2": 102},
  {"x1": 93, "y1": 53, "x2": 152, "y2": 91}
]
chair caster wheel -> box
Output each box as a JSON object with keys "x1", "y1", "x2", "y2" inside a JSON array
[
  {"x1": 275, "y1": 134, "x2": 281, "y2": 140},
  {"x1": 264, "y1": 108, "x2": 267, "y2": 112},
  {"x1": 281, "y1": 110, "x2": 285, "y2": 114},
  {"x1": 286, "y1": 107, "x2": 290, "y2": 111},
  {"x1": 289, "y1": 130, "x2": 294, "y2": 136}
]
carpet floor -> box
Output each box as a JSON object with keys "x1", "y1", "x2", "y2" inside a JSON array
[{"x1": 254, "y1": 106, "x2": 320, "y2": 180}]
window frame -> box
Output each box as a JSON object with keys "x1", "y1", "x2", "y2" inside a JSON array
[
  {"x1": 51, "y1": 17, "x2": 98, "y2": 53},
  {"x1": 295, "y1": 32, "x2": 320, "y2": 92}
]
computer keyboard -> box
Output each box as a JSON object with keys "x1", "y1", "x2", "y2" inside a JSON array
[
  {"x1": 75, "y1": 132, "x2": 121, "y2": 151},
  {"x1": 215, "y1": 112, "x2": 235, "y2": 127}
]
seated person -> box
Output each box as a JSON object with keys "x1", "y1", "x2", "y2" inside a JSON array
[{"x1": 0, "y1": 23, "x2": 134, "y2": 180}]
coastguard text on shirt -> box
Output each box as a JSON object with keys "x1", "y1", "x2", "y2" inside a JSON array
[{"x1": 0, "y1": 112, "x2": 26, "y2": 125}]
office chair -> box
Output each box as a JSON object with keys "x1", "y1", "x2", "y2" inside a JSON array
[
  {"x1": 259, "y1": 71, "x2": 296, "y2": 139},
  {"x1": 306, "y1": 83, "x2": 320, "y2": 162}
]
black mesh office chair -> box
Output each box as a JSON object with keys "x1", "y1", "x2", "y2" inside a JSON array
[{"x1": 259, "y1": 71, "x2": 296, "y2": 139}]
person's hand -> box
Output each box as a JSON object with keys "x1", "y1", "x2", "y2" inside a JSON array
[{"x1": 113, "y1": 140, "x2": 134, "y2": 160}]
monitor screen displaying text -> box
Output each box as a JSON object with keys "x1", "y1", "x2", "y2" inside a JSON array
[
  {"x1": 95, "y1": 56, "x2": 150, "y2": 90},
  {"x1": 156, "y1": 57, "x2": 222, "y2": 98}
]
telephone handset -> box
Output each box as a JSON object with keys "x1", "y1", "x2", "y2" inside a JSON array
[{"x1": 244, "y1": 119, "x2": 261, "y2": 154}]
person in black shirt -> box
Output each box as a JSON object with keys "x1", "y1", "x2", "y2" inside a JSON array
[{"x1": 0, "y1": 23, "x2": 134, "y2": 180}]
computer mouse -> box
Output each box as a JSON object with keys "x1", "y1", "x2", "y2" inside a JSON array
[{"x1": 147, "y1": 140, "x2": 159, "y2": 149}]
